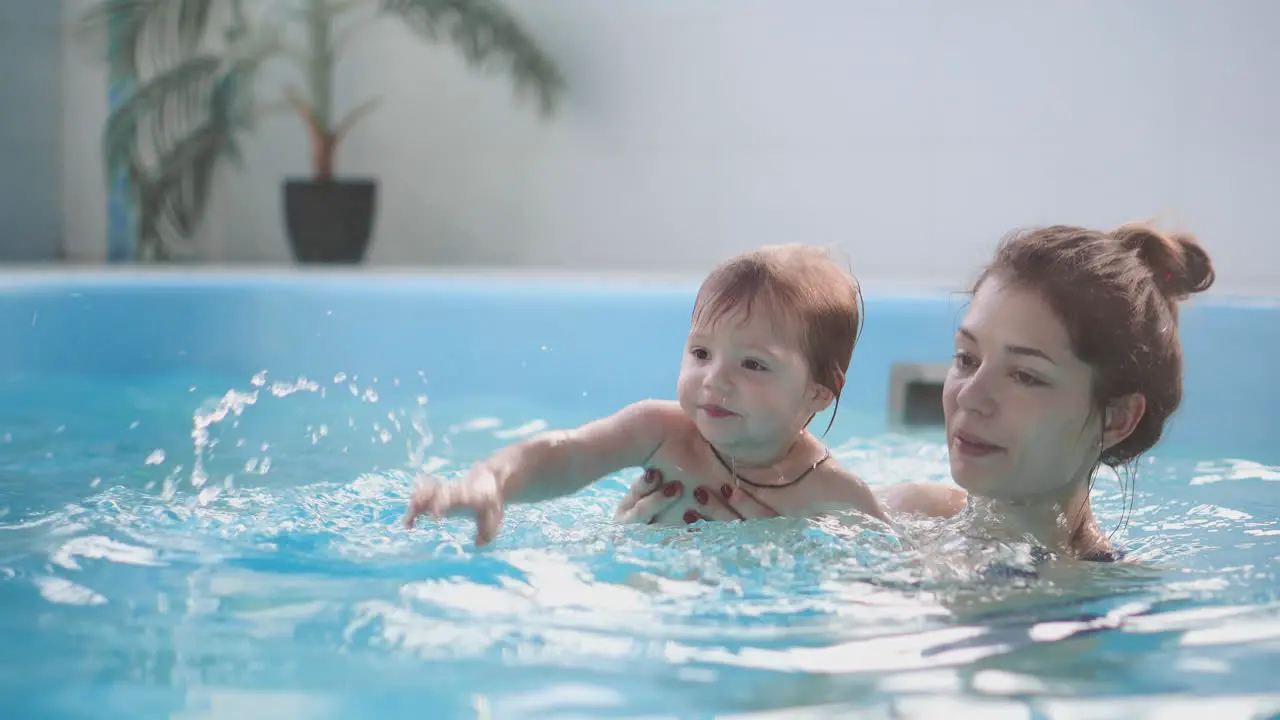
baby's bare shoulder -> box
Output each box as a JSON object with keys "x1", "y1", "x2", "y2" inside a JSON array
[
  {"x1": 620, "y1": 398, "x2": 687, "y2": 425},
  {"x1": 617, "y1": 400, "x2": 703, "y2": 463},
  {"x1": 807, "y1": 460, "x2": 889, "y2": 521},
  {"x1": 812, "y1": 461, "x2": 872, "y2": 497}
]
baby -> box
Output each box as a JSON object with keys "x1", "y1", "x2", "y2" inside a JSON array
[{"x1": 403, "y1": 244, "x2": 889, "y2": 546}]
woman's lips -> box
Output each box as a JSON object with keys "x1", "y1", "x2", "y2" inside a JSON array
[{"x1": 952, "y1": 430, "x2": 1005, "y2": 457}]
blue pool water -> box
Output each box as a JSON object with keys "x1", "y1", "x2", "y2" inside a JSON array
[{"x1": 2, "y1": 271, "x2": 1279, "y2": 718}]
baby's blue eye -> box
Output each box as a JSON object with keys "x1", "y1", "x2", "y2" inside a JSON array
[
  {"x1": 690, "y1": 348, "x2": 709, "y2": 360},
  {"x1": 743, "y1": 359, "x2": 767, "y2": 371}
]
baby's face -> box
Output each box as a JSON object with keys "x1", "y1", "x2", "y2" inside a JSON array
[{"x1": 676, "y1": 304, "x2": 831, "y2": 460}]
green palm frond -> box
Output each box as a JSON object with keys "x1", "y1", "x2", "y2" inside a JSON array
[
  {"x1": 75, "y1": 0, "x2": 224, "y2": 74},
  {"x1": 136, "y1": 122, "x2": 226, "y2": 260},
  {"x1": 379, "y1": 0, "x2": 566, "y2": 116},
  {"x1": 103, "y1": 38, "x2": 275, "y2": 259}
]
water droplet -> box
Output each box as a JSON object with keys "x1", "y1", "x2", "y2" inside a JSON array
[
  {"x1": 417, "y1": 395, "x2": 429, "y2": 406},
  {"x1": 145, "y1": 449, "x2": 165, "y2": 465},
  {"x1": 363, "y1": 388, "x2": 379, "y2": 403},
  {"x1": 244, "y1": 459, "x2": 258, "y2": 473},
  {"x1": 259, "y1": 458, "x2": 271, "y2": 474},
  {"x1": 318, "y1": 424, "x2": 329, "y2": 437},
  {"x1": 334, "y1": 372, "x2": 347, "y2": 383},
  {"x1": 89, "y1": 477, "x2": 101, "y2": 488},
  {"x1": 55, "y1": 425, "x2": 65, "y2": 434},
  {"x1": 250, "y1": 371, "x2": 267, "y2": 387},
  {"x1": 379, "y1": 429, "x2": 392, "y2": 444},
  {"x1": 128, "y1": 421, "x2": 139, "y2": 430}
]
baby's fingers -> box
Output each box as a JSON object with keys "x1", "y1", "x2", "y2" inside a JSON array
[
  {"x1": 404, "y1": 478, "x2": 473, "y2": 528},
  {"x1": 474, "y1": 503, "x2": 505, "y2": 548},
  {"x1": 403, "y1": 481, "x2": 439, "y2": 528}
]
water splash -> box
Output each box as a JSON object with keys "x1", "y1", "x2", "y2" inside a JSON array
[{"x1": 191, "y1": 387, "x2": 261, "y2": 490}]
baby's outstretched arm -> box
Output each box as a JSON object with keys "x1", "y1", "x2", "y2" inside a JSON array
[{"x1": 403, "y1": 399, "x2": 681, "y2": 545}]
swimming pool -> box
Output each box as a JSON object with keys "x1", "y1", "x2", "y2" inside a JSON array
[{"x1": 2, "y1": 270, "x2": 1278, "y2": 718}]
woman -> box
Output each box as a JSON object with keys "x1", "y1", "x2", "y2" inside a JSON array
[{"x1": 614, "y1": 221, "x2": 1216, "y2": 562}]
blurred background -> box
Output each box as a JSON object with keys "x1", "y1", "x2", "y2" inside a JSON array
[{"x1": 2, "y1": 0, "x2": 1276, "y2": 295}]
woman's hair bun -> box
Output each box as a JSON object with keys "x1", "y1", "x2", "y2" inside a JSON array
[{"x1": 1112, "y1": 222, "x2": 1216, "y2": 300}]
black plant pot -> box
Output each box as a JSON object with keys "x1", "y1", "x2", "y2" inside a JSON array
[{"x1": 282, "y1": 178, "x2": 377, "y2": 263}]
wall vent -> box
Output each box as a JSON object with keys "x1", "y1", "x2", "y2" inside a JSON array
[{"x1": 888, "y1": 362, "x2": 950, "y2": 427}]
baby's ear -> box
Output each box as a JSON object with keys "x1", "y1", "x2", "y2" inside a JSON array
[{"x1": 810, "y1": 383, "x2": 835, "y2": 411}]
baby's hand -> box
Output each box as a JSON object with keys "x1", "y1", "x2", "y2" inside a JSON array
[{"x1": 403, "y1": 466, "x2": 505, "y2": 547}]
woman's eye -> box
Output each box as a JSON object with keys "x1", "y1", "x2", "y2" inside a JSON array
[
  {"x1": 1012, "y1": 370, "x2": 1046, "y2": 387},
  {"x1": 952, "y1": 351, "x2": 976, "y2": 370}
]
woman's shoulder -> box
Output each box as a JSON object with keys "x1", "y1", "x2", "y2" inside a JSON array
[{"x1": 873, "y1": 481, "x2": 968, "y2": 518}]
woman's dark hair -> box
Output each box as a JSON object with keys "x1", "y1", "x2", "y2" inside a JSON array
[{"x1": 972, "y1": 221, "x2": 1215, "y2": 467}]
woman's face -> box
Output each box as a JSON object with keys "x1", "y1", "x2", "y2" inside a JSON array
[{"x1": 941, "y1": 277, "x2": 1107, "y2": 502}]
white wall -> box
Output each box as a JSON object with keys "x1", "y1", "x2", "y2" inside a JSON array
[
  {"x1": 61, "y1": 0, "x2": 1280, "y2": 295},
  {"x1": 61, "y1": 0, "x2": 106, "y2": 263}
]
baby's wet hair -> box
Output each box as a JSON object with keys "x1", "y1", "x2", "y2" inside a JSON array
[{"x1": 692, "y1": 244, "x2": 864, "y2": 433}]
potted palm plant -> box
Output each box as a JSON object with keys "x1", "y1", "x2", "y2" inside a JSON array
[{"x1": 76, "y1": 0, "x2": 565, "y2": 262}]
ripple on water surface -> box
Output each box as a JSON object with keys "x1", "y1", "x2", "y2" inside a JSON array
[{"x1": 1, "y1": 371, "x2": 1278, "y2": 717}]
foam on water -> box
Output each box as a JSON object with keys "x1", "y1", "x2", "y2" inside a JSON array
[{"x1": 1, "y1": 371, "x2": 1279, "y2": 718}]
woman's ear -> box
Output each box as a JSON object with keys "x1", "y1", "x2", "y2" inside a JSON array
[{"x1": 1102, "y1": 392, "x2": 1146, "y2": 451}]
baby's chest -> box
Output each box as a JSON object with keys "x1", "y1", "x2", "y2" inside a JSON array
[{"x1": 646, "y1": 448, "x2": 825, "y2": 514}]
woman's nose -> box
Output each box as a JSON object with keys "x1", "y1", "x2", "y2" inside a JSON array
[{"x1": 956, "y1": 369, "x2": 996, "y2": 416}]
